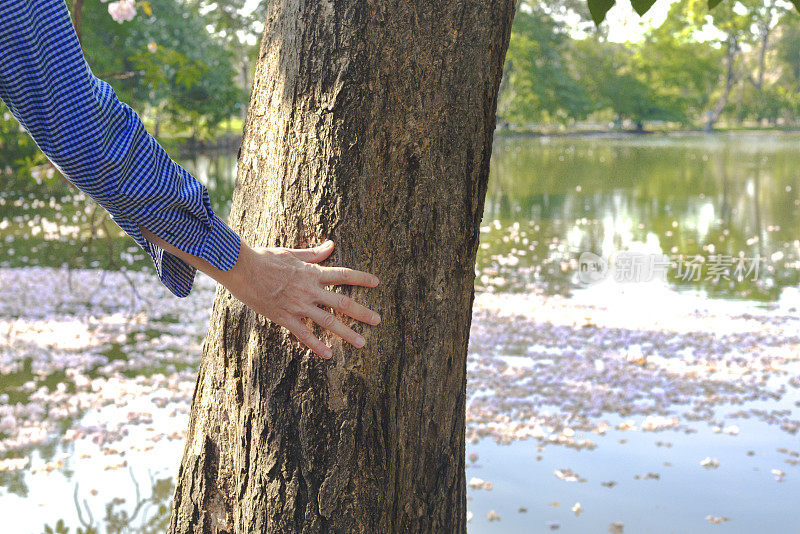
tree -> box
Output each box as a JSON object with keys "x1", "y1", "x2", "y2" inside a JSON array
[
  {"x1": 767, "y1": 13, "x2": 800, "y2": 122},
  {"x1": 720, "y1": 0, "x2": 790, "y2": 124},
  {"x1": 684, "y1": 0, "x2": 760, "y2": 130},
  {"x1": 498, "y1": 1, "x2": 591, "y2": 126},
  {"x1": 633, "y1": 0, "x2": 724, "y2": 126},
  {"x1": 776, "y1": 14, "x2": 800, "y2": 91},
  {"x1": 163, "y1": 0, "x2": 800, "y2": 532},
  {"x1": 747, "y1": 0, "x2": 788, "y2": 93},
  {"x1": 68, "y1": 0, "x2": 244, "y2": 138},
  {"x1": 167, "y1": 1, "x2": 516, "y2": 532},
  {"x1": 574, "y1": 38, "x2": 683, "y2": 129}
]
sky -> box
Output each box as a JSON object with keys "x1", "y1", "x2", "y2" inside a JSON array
[{"x1": 603, "y1": 0, "x2": 677, "y2": 42}]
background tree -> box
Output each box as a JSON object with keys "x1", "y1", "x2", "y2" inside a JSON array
[
  {"x1": 749, "y1": 0, "x2": 787, "y2": 92},
  {"x1": 774, "y1": 13, "x2": 800, "y2": 116},
  {"x1": 776, "y1": 14, "x2": 800, "y2": 90},
  {"x1": 632, "y1": 0, "x2": 724, "y2": 125},
  {"x1": 573, "y1": 38, "x2": 684, "y2": 129},
  {"x1": 686, "y1": 0, "x2": 759, "y2": 130},
  {"x1": 66, "y1": 0, "x2": 246, "y2": 140},
  {"x1": 498, "y1": 1, "x2": 591, "y2": 126}
]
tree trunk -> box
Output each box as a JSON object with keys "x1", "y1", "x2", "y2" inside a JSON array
[
  {"x1": 240, "y1": 57, "x2": 250, "y2": 125},
  {"x1": 755, "y1": 22, "x2": 770, "y2": 92},
  {"x1": 71, "y1": 0, "x2": 84, "y2": 42},
  {"x1": 168, "y1": 1, "x2": 516, "y2": 533},
  {"x1": 705, "y1": 37, "x2": 737, "y2": 132},
  {"x1": 753, "y1": 0, "x2": 779, "y2": 94}
]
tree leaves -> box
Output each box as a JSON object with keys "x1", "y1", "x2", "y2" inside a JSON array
[
  {"x1": 588, "y1": 0, "x2": 655, "y2": 23},
  {"x1": 499, "y1": 8, "x2": 592, "y2": 124},
  {"x1": 590, "y1": 0, "x2": 800, "y2": 24},
  {"x1": 589, "y1": 0, "x2": 657, "y2": 23},
  {"x1": 631, "y1": 0, "x2": 658, "y2": 16},
  {"x1": 588, "y1": 0, "x2": 616, "y2": 24}
]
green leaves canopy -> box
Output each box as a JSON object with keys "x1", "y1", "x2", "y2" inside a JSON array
[{"x1": 588, "y1": 0, "x2": 800, "y2": 23}]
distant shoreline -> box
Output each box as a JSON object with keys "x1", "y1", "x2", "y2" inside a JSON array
[
  {"x1": 493, "y1": 126, "x2": 800, "y2": 139},
  {"x1": 162, "y1": 126, "x2": 800, "y2": 155}
]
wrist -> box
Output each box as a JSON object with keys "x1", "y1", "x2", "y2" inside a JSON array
[
  {"x1": 216, "y1": 238, "x2": 254, "y2": 289},
  {"x1": 139, "y1": 223, "x2": 249, "y2": 288}
]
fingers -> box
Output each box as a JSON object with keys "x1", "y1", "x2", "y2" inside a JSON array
[
  {"x1": 284, "y1": 240, "x2": 379, "y2": 287},
  {"x1": 287, "y1": 240, "x2": 334, "y2": 263},
  {"x1": 306, "y1": 306, "x2": 366, "y2": 349},
  {"x1": 319, "y1": 266, "x2": 379, "y2": 288},
  {"x1": 317, "y1": 290, "x2": 380, "y2": 325},
  {"x1": 283, "y1": 317, "x2": 332, "y2": 359}
]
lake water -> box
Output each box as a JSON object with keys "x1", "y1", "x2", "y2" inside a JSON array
[{"x1": 1, "y1": 132, "x2": 799, "y2": 533}]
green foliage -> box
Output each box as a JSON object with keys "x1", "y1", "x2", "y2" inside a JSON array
[
  {"x1": 130, "y1": 47, "x2": 207, "y2": 91},
  {"x1": 499, "y1": 3, "x2": 591, "y2": 125},
  {"x1": 496, "y1": 0, "x2": 800, "y2": 131},
  {"x1": 573, "y1": 39, "x2": 685, "y2": 127},
  {"x1": 631, "y1": 0, "x2": 658, "y2": 16},
  {"x1": 588, "y1": 0, "x2": 616, "y2": 24},
  {"x1": 632, "y1": 0, "x2": 724, "y2": 121},
  {"x1": 42, "y1": 519, "x2": 97, "y2": 534},
  {"x1": 776, "y1": 14, "x2": 800, "y2": 88},
  {"x1": 69, "y1": 0, "x2": 246, "y2": 138},
  {"x1": 498, "y1": 0, "x2": 731, "y2": 130},
  {"x1": 592, "y1": 0, "x2": 800, "y2": 23},
  {"x1": 0, "y1": 105, "x2": 48, "y2": 186}
]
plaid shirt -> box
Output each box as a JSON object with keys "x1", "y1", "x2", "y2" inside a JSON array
[{"x1": 0, "y1": 0, "x2": 240, "y2": 297}]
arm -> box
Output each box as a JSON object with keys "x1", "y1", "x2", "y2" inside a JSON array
[
  {"x1": 0, "y1": 0, "x2": 231, "y2": 297},
  {"x1": 0, "y1": 1, "x2": 380, "y2": 358}
]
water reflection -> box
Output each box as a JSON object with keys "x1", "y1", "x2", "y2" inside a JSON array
[
  {"x1": 3, "y1": 133, "x2": 800, "y2": 300},
  {"x1": 40, "y1": 472, "x2": 172, "y2": 534},
  {"x1": 482, "y1": 132, "x2": 800, "y2": 300},
  {"x1": 2, "y1": 133, "x2": 800, "y2": 533}
]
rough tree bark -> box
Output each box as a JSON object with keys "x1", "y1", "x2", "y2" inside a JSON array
[{"x1": 169, "y1": 1, "x2": 516, "y2": 532}]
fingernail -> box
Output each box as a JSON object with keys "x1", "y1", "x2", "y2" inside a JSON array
[
  {"x1": 323, "y1": 347, "x2": 333, "y2": 358},
  {"x1": 355, "y1": 335, "x2": 365, "y2": 347},
  {"x1": 371, "y1": 276, "x2": 379, "y2": 286},
  {"x1": 372, "y1": 313, "x2": 381, "y2": 325}
]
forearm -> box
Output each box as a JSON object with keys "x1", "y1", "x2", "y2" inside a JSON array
[{"x1": 139, "y1": 225, "x2": 244, "y2": 288}]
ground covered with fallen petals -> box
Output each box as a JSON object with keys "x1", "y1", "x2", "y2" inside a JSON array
[
  {"x1": 464, "y1": 284, "x2": 800, "y2": 532},
  {"x1": 1, "y1": 267, "x2": 799, "y2": 533}
]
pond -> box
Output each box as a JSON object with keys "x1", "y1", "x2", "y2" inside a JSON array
[{"x1": 1, "y1": 131, "x2": 798, "y2": 533}]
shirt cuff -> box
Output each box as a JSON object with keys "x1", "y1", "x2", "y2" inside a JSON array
[{"x1": 114, "y1": 210, "x2": 240, "y2": 298}]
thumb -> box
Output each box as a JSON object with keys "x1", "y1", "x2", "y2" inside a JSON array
[{"x1": 288, "y1": 240, "x2": 334, "y2": 263}]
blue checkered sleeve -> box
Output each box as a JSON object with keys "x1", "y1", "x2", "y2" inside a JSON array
[{"x1": 0, "y1": 0, "x2": 240, "y2": 297}]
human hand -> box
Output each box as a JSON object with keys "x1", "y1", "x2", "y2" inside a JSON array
[
  {"x1": 220, "y1": 239, "x2": 380, "y2": 359},
  {"x1": 139, "y1": 225, "x2": 379, "y2": 359}
]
